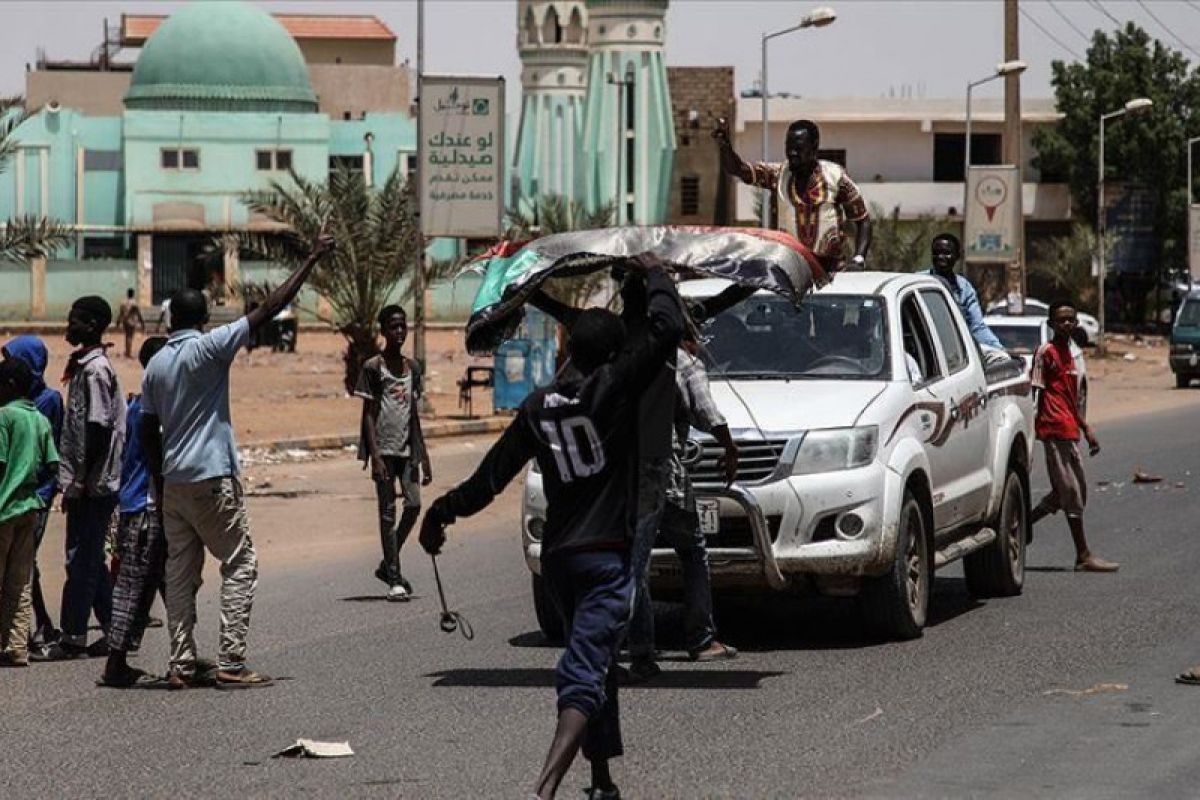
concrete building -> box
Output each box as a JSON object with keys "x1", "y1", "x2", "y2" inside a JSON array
[
  {"x1": 734, "y1": 96, "x2": 1070, "y2": 231},
  {"x1": 665, "y1": 66, "x2": 735, "y2": 226},
  {"x1": 0, "y1": 2, "x2": 481, "y2": 321}
]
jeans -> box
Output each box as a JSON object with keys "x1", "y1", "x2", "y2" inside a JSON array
[
  {"x1": 543, "y1": 549, "x2": 633, "y2": 763},
  {"x1": 374, "y1": 455, "x2": 421, "y2": 586},
  {"x1": 163, "y1": 477, "x2": 258, "y2": 676},
  {"x1": 628, "y1": 459, "x2": 717, "y2": 660},
  {"x1": 60, "y1": 494, "x2": 118, "y2": 646},
  {"x1": 24, "y1": 507, "x2": 54, "y2": 634}
]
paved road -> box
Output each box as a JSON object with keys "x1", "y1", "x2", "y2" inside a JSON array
[{"x1": 2, "y1": 406, "x2": 1199, "y2": 798}]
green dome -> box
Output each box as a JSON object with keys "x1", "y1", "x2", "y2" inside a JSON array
[{"x1": 125, "y1": 1, "x2": 317, "y2": 112}]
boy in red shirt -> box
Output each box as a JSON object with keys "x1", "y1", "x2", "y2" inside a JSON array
[{"x1": 1029, "y1": 301, "x2": 1118, "y2": 573}]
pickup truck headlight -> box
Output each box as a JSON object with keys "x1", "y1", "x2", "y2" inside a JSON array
[{"x1": 792, "y1": 426, "x2": 878, "y2": 476}]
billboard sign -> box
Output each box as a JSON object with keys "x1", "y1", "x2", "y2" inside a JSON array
[
  {"x1": 964, "y1": 165, "x2": 1020, "y2": 264},
  {"x1": 419, "y1": 75, "x2": 505, "y2": 238}
]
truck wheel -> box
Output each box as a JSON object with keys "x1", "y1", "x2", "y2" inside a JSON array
[
  {"x1": 531, "y1": 573, "x2": 564, "y2": 644},
  {"x1": 964, "y1": 466, "x2": 1027, "y2": 597},
  {"x1": 862, "y1": 492, "x2": 930, "y2": 640}
]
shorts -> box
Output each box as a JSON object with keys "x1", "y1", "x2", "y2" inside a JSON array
[{"x1": 1043, "y1": 439, "x2": 1087, "y2": 518}]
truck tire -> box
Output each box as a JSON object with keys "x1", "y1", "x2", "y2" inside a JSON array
[
  {"x1": 964, "y1": 465, "x2": 1027, "y2": 598},
  {"x1": 532, "y1": 573, "x2": 564, "y2": 643},
  {"x1": 862, "y1": 492, "x2": 930, "y2": 640}
]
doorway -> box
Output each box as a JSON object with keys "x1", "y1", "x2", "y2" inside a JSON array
[{"x1": 151, "y1": 234, "x2": 222, "y2": 303}]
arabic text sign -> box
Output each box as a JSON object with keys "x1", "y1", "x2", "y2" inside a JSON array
[
  {"x1": 419, "y1": 75, "x2": 505, "y2": 238},
  {"x1": 964, "y1": 165, "x2": 1020, "y2": 264}
]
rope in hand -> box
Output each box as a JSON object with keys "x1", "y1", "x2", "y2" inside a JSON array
[{"x1": 430, "y1": 554, "x2": 474, "y2": 640}]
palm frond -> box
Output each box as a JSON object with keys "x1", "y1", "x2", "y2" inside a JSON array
[
  {"x1": 1, "y1": 215, "x2": 73, "y2": 261},
  {"x1": 0, "y1": 97, "x2": 29, "y2": 176}
]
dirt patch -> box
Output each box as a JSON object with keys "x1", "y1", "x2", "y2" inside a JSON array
[{"x1": 1085, "y1": 335, "x2": 1200, "y2": 424}]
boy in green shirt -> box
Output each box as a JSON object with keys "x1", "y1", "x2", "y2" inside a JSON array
[{"x1": 0, "y1": 359, "x2": 59, "y2": 666}]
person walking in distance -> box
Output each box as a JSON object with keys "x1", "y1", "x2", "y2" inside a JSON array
[
  {"x1": 100, "y1": 336, "x2": 169, "y2": 688},
  {"x1": 356, "y1": 305, "x2": 432, "y2": 601},
  {"x1": 420, "y1": 254, "x2": 685, "y2": 800},
  {"x1": 713, "y1": 117, "x2": 872, "y2": 272},
  {"x1": 1029, "y1": 300, "x2": 1117, "y2": 573},
  {"x1": 34, "y1": 297, "x2": 125, "y2": 662},
  {"x1": 141, "y1": 234, "x2": 334, "y2": 690},
  {"x1": 115, "y1": 289, "x2": 145, "y2": 360},
  {"x1": 0, "y1": 360, "x2": 59, "y2": 667},
  {"x1": 1, "y1": 336, "x2": 64, "y2": 651}
]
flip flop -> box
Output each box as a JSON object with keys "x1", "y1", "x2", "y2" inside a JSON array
[
  {"x1": 1176, "y1": 669, "x2": 1200, "y2": 686},
  {"x1": 214, "y1": 669, "x2": 274, "y2": 690},
  {"x1": 96, "y1": 666, "x2": 153, "y2": 688},
  {"x1": 690, "y1": 642, "x2": 739, "y2": 662}
]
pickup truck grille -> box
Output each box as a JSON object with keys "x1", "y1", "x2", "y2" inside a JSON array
[{"x1": 687, "y1": 438, "x2": 789, "y2": 486}]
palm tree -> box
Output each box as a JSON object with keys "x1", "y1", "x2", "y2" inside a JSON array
[
  {"x1": 230, "y1": 166, "x2": 422, "y2": 392},
  {"x1": 867, "y1": 203, "x2": 952, "y2": 273},
  {"x1": 0, "y1": 98, "x2": 72, "y2": 263}
]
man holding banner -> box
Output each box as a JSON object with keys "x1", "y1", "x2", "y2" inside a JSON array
[{"x1": 713, "y1": 117, "x2": 872, "y2": 272}]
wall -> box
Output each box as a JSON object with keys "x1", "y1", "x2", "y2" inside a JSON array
[
  {"x1": 26, "y1": 70, "x2": 131, "y2": 117},
  {"x1": 122, "y1": 110, "x2": 332, "y2": 229},
  {"x1": 297, "y1": 38, "x2": 395, "y2": 66},
  {"x1": 0, "y1": 261, "x2": 31, "y2": 319},
  {"x1": 310, "y1": 64, "x2": 411, "y2": 120},
  {"x1": 329, "y1": 112, "x2": 416, "y2": 184},
  {"x1": 666, "y1": 66, "x2": 733, "y2": 225}
]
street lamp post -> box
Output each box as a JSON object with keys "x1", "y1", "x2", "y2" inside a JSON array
[
  {"x1": 963, "y1": 60, "x2": 1026, "y2": 218},
  {"x1": 607, "y1": 72, "x2": 635, "y2": 225},
  {"x1": 1097, "y1": 97, "x2": 1153, "y2": 356},
  {"x1": 1188, "y1": 136, "x2": 1200, "y2": 293},
  {"x1": 759, "y1": 7, "x2": 836, "y2": 228}
]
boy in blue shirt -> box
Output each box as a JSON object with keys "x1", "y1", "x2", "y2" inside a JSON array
[
  {"x1": 101, "y1": 337, "x2": 168, "y2": 687},
  {"x1": 2, "y1": 336, "x2": 64, "y2": 650}
]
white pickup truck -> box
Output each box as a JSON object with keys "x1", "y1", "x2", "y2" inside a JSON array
[{"x1": 520, "y1": 272, "x2": 1035, "y2": 640}]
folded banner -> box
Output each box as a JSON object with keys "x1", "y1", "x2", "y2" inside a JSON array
[{"x1": 463, "y1": 226, "x2": 826, "y2": 354}]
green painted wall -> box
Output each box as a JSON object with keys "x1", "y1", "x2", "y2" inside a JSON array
[{"x1": 0, "y1": 261, "x2": 32, "y2": 319}]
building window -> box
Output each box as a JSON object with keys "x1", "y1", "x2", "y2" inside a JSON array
[
  {"x1": 405, "y1": 153, "x2": 418, "y2": 179},
  {"x1": 161, "y1": 148, "x2": 200, "y2": 170},
  {"x1": 818, "y1": 149, "x2": 847, "y2": 168},
  {"x1": 82, "y1": 236, "x2": 131, "y2": 260},
  {"x1": 257, "y1": 149, "x2": 293, "y2": 171},
  {"x1": 680, "y1": 175, "x2": 701, "y2": 216},
  {"x1": 329, "y1": 155, "x2": 365, "y2": 176},
  {"x1": 933, "y1": 133, "x2": 1001, "y2": 182}
]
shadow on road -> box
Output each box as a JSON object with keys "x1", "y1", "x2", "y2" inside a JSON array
[{"x1": 425, "y1": 668, "x2": 785, "y2": 689}]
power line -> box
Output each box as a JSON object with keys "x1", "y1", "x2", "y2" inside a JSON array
[
  {"x1": 1048, "y1": 0, "x2": 1091, "y2": 42},
  {"x1": 1135, "y1": 0, "x2": 1200, "y2": 60},
  {"x1": 1088, "y1": 0, "x2": 1122, "y2": 27},
  {"x1": 1020, "y1": 5, "x2": 1084, "y2": 60}
]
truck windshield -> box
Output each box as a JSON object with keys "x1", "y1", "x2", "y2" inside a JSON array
[
  {"x1": 697, "y1": 294, "x2": 889, "y2": 379},
  {"x1": 1178, "y1": 300, "x2": 1200, "y2": 328},
  {"x1": 989, "y1": 323, "x2": 1044, "y2": 354}
]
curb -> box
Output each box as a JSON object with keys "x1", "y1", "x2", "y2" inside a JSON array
[{"x1": 243, "y1": 416, "x2": 509, "y2": 453}]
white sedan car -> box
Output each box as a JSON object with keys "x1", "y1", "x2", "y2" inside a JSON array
[
  {"x1": 985, "y1": 298, "x2": 1099, "y2": 346},
  {"x1": 985, "y1": 314, "x2": 1088, "y2": 417}
]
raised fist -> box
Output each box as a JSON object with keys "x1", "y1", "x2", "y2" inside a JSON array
[{"x1": 711, "y1": 117, "x2": 732, "y2": 144}]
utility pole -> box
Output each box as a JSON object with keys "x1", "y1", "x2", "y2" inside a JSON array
[
  {"x1": 1004, "y1": 0, "x2": 1025, "y2": 306},
  {"x1": 413, "y1": 0, "x2": 427, "y2": 376}
]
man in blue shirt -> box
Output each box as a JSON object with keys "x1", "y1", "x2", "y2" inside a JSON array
[
  {"x1": 142, "y1": 234, "x2": 332, "y2": 690},
  {"x1": 923, "y1": 233, "x2": 1004, "y2": 351}
]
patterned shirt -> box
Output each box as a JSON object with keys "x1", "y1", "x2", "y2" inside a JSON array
[
  {"x1": 748, "y1": 160, "x2": 869, "y2": 267},
  {"x1": 667, "y1": 350, "x2": 727, "y2": 509}
]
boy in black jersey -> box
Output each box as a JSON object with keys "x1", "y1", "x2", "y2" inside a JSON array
[{"x1": 420, "y1": 255, "x2": 684, "y2": 800}]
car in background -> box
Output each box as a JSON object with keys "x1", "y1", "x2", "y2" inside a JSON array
[
  {"x1": 985, "y1": 298, "x2": 1100, "y2": 346},
  {"x1": 1170, "y1": 291, "x2": 1200, "y2": 388},
  {"x1": 985, "y1": 314, "x2": 1088, "y2": 417}
]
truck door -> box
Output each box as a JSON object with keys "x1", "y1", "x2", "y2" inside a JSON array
[{"x1": 918, "y1": 287, "x2": 992, "y2": 525}]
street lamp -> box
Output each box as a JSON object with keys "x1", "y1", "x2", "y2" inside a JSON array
[
  {"x1": 759, "y1": 7, "x2": 837, "y2": 227},
  {"x1": 607, "y1": 72, "x2": 635, "y2": 225},
  {"x1": 1096, "y1": 97, "x2": 1154, "y2": 355},
  {"x1": 962, "y1": 60, "x2": 1026, "y2": 214}
]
